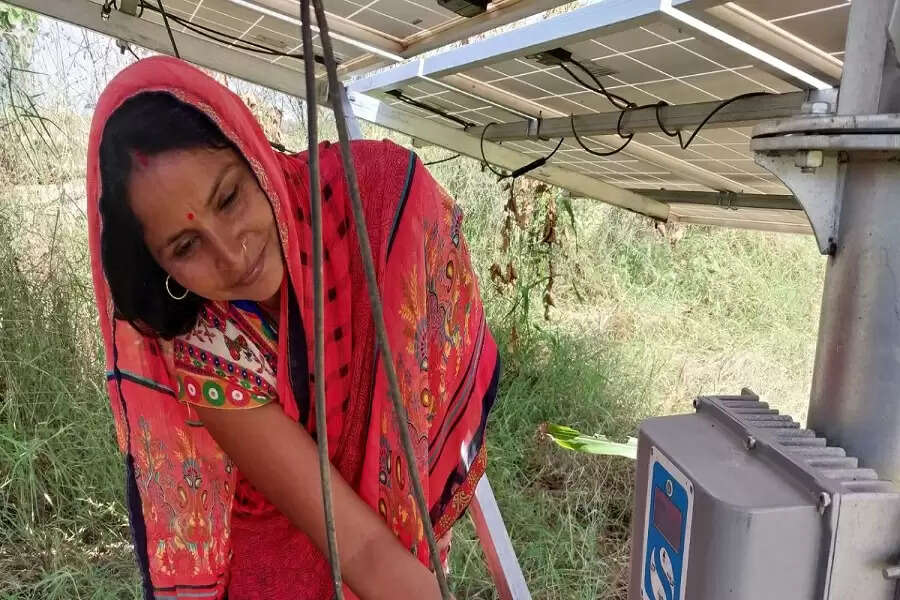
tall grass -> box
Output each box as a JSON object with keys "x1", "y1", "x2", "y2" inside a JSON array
[
  {"x1": 0, "y1": 191, "x2": 139, "y2": 599},
  {"x1": 0, "y1": 157, "x2": 826, "y2": 600},
  {"x1": 0, "y1": 17, "x2": 826, "y2": 599}
]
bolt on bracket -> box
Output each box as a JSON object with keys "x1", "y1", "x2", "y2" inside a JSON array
[
  {"x1": 752, "y1": 113, "x2": 900, "y2": 255},
  {"x1": 753, "y1": 151, "x2": 844, "y2": 254}
]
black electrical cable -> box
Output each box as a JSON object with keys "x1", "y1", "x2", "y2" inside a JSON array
[
  {"x1": 654, "y1": 92, "x2": 770, "y2": 150},
  {"x1": 506, "y1": 136, "x2": 564, "y2": 179},
  {"x1": 269, "y1": 140, "x2": 296, "y2": 154},
  {"x1": 479, "y1": 123, "x2": 508, "y2": 178},
  {"x1": 154, "y1": 0, "x2": 180, "y2": 59},
  {"x1": 385, "y1": 89, "x2": 475, "y2": 129},
  {"x1": 139, "y1": 1, "x2": 326, "y2": 63},
  {"x1": 480, "y1": 122, "x2": 565, "y2": 180},
  {"x1": 569, "y1": 109, "x2": 634, "y2": 157},
  {"x1": 556, "y1": 56, "x2": 774, "y2": 157},
  {"x1": 424, "y1": 153, "x2": 461, "y2": 166},
  {"x1": 560, "y1": 61, "x2": 633, "y2": 111}
]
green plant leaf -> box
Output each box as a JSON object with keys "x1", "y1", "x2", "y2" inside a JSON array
[{"x1": 541, "y1": 423, "x2": 638, "y2": 459}]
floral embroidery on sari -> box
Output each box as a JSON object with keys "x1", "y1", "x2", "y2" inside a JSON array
[
  {"x1": 174, "y1": 303, "x2": 279, "y2": 410},
  {"x1": 364, "y1": 145, "x2": 500, "y2": 560}
]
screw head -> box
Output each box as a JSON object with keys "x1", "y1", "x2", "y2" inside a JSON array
[
  {"x1": 665, "y1": 480, "x2": 674, "y2": 497},
  {"x1": 745, "y1": 436, "x2": 757, "y2": 451}
]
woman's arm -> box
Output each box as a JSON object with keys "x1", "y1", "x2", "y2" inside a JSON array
[{"x1": 195, "y1": 403, "x2": 444, "y2": 600}]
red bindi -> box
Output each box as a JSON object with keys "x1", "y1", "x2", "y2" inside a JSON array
[{"x1": 187, "y1": 212, "x2": 195, "y2": 220}]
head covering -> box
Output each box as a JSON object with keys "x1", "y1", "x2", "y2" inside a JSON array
[{"x1": 87, "y1": 57, "x2": 499, "y2": 599}]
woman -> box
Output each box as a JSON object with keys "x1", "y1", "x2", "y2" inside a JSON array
[{"x1": 87, "y1": 57, "x2": 499, "y2": 600}]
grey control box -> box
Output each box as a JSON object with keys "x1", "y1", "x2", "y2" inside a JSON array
[{"x1": 628, "y1": 392, "x2": 900, "y2": 600}]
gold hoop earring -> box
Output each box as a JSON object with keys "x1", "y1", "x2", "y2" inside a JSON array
[{"x1": 165, "y1": 275, "x2": 189, "y2": 301}]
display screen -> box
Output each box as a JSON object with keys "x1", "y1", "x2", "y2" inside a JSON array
[{"x1": 653, "y1": 486, "x2": 683, "y2": 553}]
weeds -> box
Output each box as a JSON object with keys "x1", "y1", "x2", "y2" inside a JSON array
[{"x1": 0, "y1": 14, "x2": 826, "y2": 600}]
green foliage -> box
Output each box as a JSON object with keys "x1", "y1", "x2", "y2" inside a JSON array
[
  {"x1": 0, "y1": 15, "x2": 826, "y2": 600},
  {"x1": 0, "y1": 191, "x2": 137, "y2": 598},
  {"x1": 0, "y1": 2, "x2": 38, "y2": 33},
  {"x1": 541, "y1": 424, "x2": 637, "y2": 459},
  {"x1": 0, "y1": 2, "x2": 57, "y2": 185}
]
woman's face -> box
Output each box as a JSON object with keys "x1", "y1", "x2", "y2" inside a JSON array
[{"x1": 128, "y1": 146, "x2": 284, "y2": 304}]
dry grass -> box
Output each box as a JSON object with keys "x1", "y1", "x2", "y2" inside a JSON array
[{"x1": 0, "y1": 13, "x2": 826, "y2": 599}]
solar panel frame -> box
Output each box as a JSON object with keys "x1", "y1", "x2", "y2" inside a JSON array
[{"x1": 68, "y1": 0, "x2": 857, "y2": 232}]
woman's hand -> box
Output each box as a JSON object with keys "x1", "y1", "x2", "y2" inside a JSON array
[{"x1": 196, "y1": 403, "x2": 445, "y2": 600}]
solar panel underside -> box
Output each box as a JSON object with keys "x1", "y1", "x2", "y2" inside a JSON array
[
  {"x1": 88, "y1": 0, "x2": 852, "y2": 232},
  {"x1": 701, "y1": 0, "x2": 849, "y2": 59},
  {"x1": 135, "y1": 0, "x2": 368, "y2": 69},
  {"x1": 372, "y1": 6, "x2": 848, "y2": 198},
  {"x1": 128, "y1": 0, "x2": 575, "y2": 74}
]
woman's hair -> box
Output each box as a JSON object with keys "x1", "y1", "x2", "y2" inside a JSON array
[{"x1": 99, "y1": 92, "x2": 234, "y2": 339}]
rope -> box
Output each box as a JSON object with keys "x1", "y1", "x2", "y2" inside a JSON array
[
  {"x1": 310, "y1": 0, "x2": 453, "y2": 596},
  {"x1": 300, "y1": 0, "x2": 344, "y2": 596}
]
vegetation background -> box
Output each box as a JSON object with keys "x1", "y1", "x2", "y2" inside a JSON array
[{"x1": 0, "y1": 6, "x2": 825, "y2": 598}]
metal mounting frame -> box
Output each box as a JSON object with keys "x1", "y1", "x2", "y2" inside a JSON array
[
  {"x1": 347, "y1": 0, "x2": 708, "y2": 95},
  {"x1": 346, "y1": 91, "x2": 671, "y2": 219},
  {"x1": 118, "y1": 0, "x2": 140, "y2": 16},
  {"x1": 701, "y1": 3, "x2": 843, "y2": 86},
  {"x1": 752, "y1": 151, "x2": 844, "y2": 254},
  {"x1": 635, "y1": 189, "x2": 800, "y2": 211},
  {"x1": 471, "y1": 89, "x2": 838, "y2": 142},
  {"x1": 751, "y1": 113, "x2": 900, "y2": 254}
]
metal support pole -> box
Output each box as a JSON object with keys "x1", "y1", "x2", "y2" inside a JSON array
[
  {"x1": 837, "y1": 0, "x2": 900, "y2": 115},
  {"x1": 470, "y1": 477, "x2": 532, "y2": 600},
  {"x1": 809, "y1": 154, "x2": 900, "y2": 481},
  {"x1": 333, "y1": 84, "x2": 364, "y2": 141},
  {"x1": 804, "y1": 0, "x2": 900, "y2": 481}
]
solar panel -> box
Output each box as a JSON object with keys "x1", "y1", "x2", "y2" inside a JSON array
[
  {"x1": 367, "y1": 10, "x2": 817, "y2": 195},
  {"x1": 725, "y1": 1, "x2": 849, "y2": 56},
  {"x1": 61, "y1": 0, "x2": 855, "y2": 233},
  {"x1": 136, "y1": 0, "x2": 367, "y2": 66}
]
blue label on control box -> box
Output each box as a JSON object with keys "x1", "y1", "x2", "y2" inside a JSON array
[{"x1": 641, "y1": 448, "x2": 693, "y2": 600}]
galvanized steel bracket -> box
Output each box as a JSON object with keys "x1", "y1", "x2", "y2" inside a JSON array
[
  {"x1": 751, "y1": 114, "x2": 900, "y2": 255},
  {"x1": 752, "y1": 151, "x2": 844, "y2": 254}
]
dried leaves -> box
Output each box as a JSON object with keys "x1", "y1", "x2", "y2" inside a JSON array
[{"x1": 493, "y1": 178, "x2": 570, "y2": 321}]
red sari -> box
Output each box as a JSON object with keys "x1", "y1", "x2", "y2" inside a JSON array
[{"x1": 86, "y1": 57, "x2": 499, "y2": 599}]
